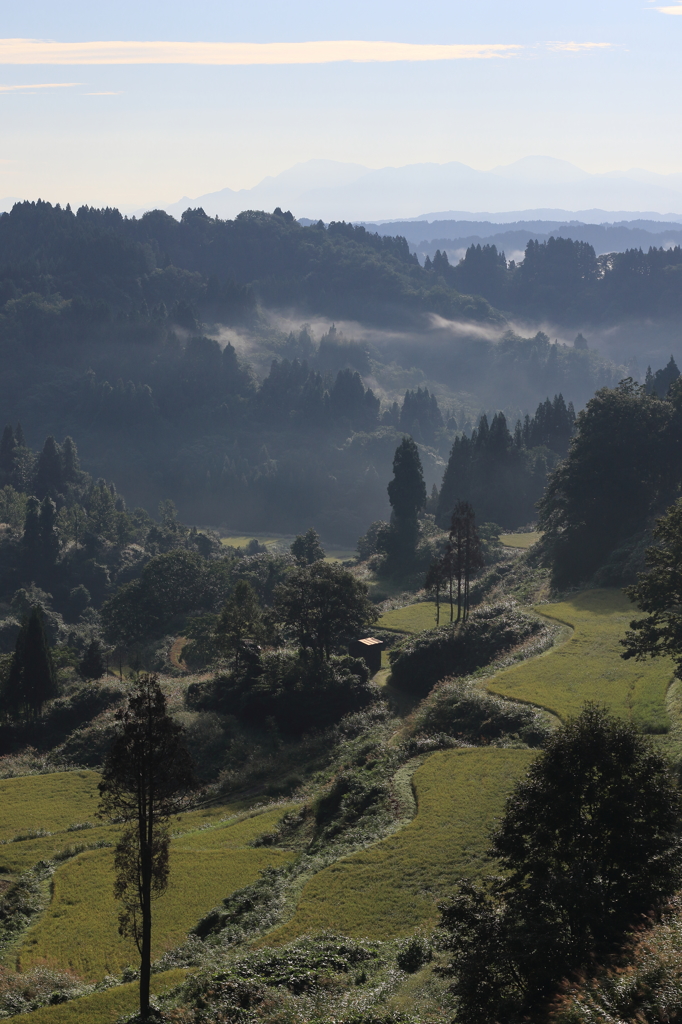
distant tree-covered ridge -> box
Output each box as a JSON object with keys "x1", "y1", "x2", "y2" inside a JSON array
[
  {"x1": 0, "y1": 201, "x2": 495, "y2": 329},
  {"x1": 428, "y1": 236, "x2": 682, "y2": 322}
]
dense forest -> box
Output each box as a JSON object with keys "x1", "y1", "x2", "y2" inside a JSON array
[{"x1": 0, "y1": 201, "x2": 656, "y2": 537}]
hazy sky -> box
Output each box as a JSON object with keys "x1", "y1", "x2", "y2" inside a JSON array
[{"x1": 1, "y1": 0, "x2": 681, "y2": 208}]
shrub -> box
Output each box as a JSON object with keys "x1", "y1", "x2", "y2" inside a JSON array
[
  {"x1": 187, "y1": 652, "x2": 377, "y2": 734},
  {"x1": 412, "y1": 679, "x2": 551, "y2": 746},
  {"x1": 396, "y1": 935, "x2": 433, "y2": 973},
  {"x1": 389, "y1": 603, "x2": 542, "y2": 697}
]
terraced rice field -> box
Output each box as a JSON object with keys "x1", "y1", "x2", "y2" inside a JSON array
[
  {"x1": 9, "y1": 969, "x2": 186, "y2": 1024},
  {"x1": 376, "y1": 602, "x2": 440, "y2": 634},
  {"x1": 15, "y1": 807, "x2": 297, "y2": 980},
  {"x1": 264, "y1": 748, "x2": 535, "y2": 943},
  {"x1": 499, "y1": 532, "x2": 542, "y2": 549},
  {"x1": 487, "y1": 588, "x2": 674, "y2": 732}
]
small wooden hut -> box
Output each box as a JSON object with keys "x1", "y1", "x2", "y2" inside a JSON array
[{"x1": 348, "y1": 636, "x2": 384, "y2": 674}]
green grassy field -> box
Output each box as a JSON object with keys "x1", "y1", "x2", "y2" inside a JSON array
[
  {"x1": 9, "y1": 969, "x2": 186, "y2": 1024},
  {"x1": 0, "y1": 771, "x2": 101, "y2": 843},
  {"x1": 0, "y1": 771, "x2": 246, "y2": 873},
  {"x1": 221, "y1": 535, "x2": 280, "y2": 548},
  {"x1": 486, "y1": 589, "x2": 674, "y2": 732},
  {"x1": 375, "y1": 602, "x2": 440, "y2": 634},
  {"x1": 263, "y1": 748, "x2": 535, "y2": 944},
  {"x1": 499, "y1": 532, "x2": 543, "y2": 549},
  {"x1": 16, "y1": 807, "x2": 297, "y2": 979}
]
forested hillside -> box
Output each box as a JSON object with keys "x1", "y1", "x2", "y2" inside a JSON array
[{"x1": 0, "y1": 201, "x2": 651, "y2": 536}]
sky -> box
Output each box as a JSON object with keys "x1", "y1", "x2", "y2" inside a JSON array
[{"x1": 1, "y1": 0, "x2": 681, "y2": 209}]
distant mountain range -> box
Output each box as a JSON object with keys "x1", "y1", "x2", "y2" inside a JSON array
[{"x1": 143, "y1": 156, "x2": 682, "y2": 223}]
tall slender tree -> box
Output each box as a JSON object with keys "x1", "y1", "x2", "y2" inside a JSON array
[
  {"x1": 449, "y1": 501, "x2": 484, "y2": 622},
  {"x1": 4, "y1": 607, "x2": 57, "y2": 722},
  {"x1": 98, "y1": 675, "x2": 194, "y2": 1020}
]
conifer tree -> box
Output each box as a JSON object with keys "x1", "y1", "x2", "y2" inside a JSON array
[
  {"x1": 79, "y1": 639, "x2": 105, "y2": 681},
  {"x1": 5, "y1": 607, "x2": 57, "y2": 722},
  {"x1": 34, "y1": 436, "x2": 63, "y2": 498},
  {"x1": 14, "y1": 423, "x2": 25, "y2": 448},
  {"x1": 99, "y1": 675, "x2": 194, "y2": 1019}
]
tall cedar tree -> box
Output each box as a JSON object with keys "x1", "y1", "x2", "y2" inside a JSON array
[
  {"x1": 622, "y1": 496, "x2": 682, "y2": 674},
  {"x1": 383, "y1": 436, "x2": 427, "y2": 567},
  {"x1": 449, "y1": 501, "x2": 484, "y2": 622},
  {"x1": 387, "y1": 436, "x2": 427, "y2": 523},
  {"x1": 439, "y1": 705, "x2": 682, "y2": 1024},
  {"x1": 5, "y1": 606, "x2": 57, "y2": 722},
  {"x1": 98, "y1": 675, "x2": 194, "y2": 1019}
]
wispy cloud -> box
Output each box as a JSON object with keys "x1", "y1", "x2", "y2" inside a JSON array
[
  {"x1": 0, "y1": 39, "x2": 521, "y2": 65},
  {"x1": 545, "y1": 42, "x2": 614, "y2": 52},
  {"x1": 83, "y1": 91, "x2": 122, "y2": 95},
  {"x1": 655, "y1": 4, "x2": 682, "y2": 12},
  {"x1": 0, "y1": 81, "x2": 81, "y2": 92}
]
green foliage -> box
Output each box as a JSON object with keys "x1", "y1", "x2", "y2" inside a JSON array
[
  {"x1": 275, "y1": 561, "x2": 378, "y2": 661},
  {"x1": 214, "y1": 580, "x2": 263, "y2": 669},
  {"x1": 78, "y1": 639, "x2": 105, "y2": 681},
  {"x1": 439, "y1": 706, "x2": 682, "y2": 1023},
  {"x1": 622, "y1": 497, "x2": 682, "y2": 678},
  {"x1": 7, "y1": 970, "x2": 187, "y2": 1024},
  {"x1": 98, "y1": 675, "x2": 195, "y2": 1015},
  {"x1": 188, "y1": 652, "x2": 376, "y2": 735},
  {"x1": 389, "y1": 603, "x2": 542, "y2": 698},
  {"x1": 100, "y1": 550, "x2": 227, "y2": 646},
  {"x1": 547, "y1": 896, "x2": 682, "y2": 1024},
  {"x1": 4, "y1": 607, "x2": 58, "y2": 722},
  {"x1": 290, "y1": 527, "x2": 326, "y2": 564},
  {"x1": 488, "y1": 589, "x2": 673, "y2": 731},
  {"x1": 436, "y1": 412, "x2": 555, "y2": 530},
  {"x1": 265, "y1": 748, "x2": 535, "y2": 944},
  {"x1": 411, "y1": 679, "x2": 551, "y2": 746},
  {"x1": 538, "y1": 378, "x2": 682, "y2": 587},
  {"x1": 192, "y1": 865, "x2": 290, "y2": 942}
]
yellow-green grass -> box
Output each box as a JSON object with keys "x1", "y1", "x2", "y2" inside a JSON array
[
  {"x1": 220, "y1": 535, "x2": 280, "y2": 548},
  {"x1": 262, "y1": 748, "x2": 535, "y2": 944},
  {"x1": 375, "y1": 602, "x2": 440, "y2": 634},
  {"x1": 500, "y1": 532, "x2": 543, "y2": 549},
  {"x1": 17, "y1": 807, "x2": 297, "y2": 980},
  {"x1": 487, "y1": 588, "x2": 674, "y2": 732},
  {"x1": 9, "y1": 969, "x2": 186, "y2": 1024},
  {"x1": 323, "y1": 550, "x2": 357, "y2": 563},
  {"x1": 0, "y1": 770, "x2": 245, "y2": 873},
  {"x1": 0, "y1": 771, "x2": 102, "y2": 845}
]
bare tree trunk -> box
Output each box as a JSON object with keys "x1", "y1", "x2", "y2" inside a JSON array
[{"x1": 139, "y1": 842, "x2": 152, "y2": 1018}]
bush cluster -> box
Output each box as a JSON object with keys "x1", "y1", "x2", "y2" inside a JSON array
[
  {"x1": 412, "y1": 679, "x2": 551, "y2": 747},
  {"x1": 388, "y1": 602, "x2": 542, "y2": 697},
  {"x1": 187, "y1": 653, "x2": 376, "y2": 735}
]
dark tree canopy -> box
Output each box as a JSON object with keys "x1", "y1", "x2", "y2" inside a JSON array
[
  {"x1": 387, "y1": 436, "x2": 427, "y2": 524},
  {"x1": 538, "y1": 378, "x2": 682, "y2": 587},
  {"x1": 4, "y1": 606, "x2": 57, "y2": 722},
  {"x1": 275, "y1": 561, "x2": 377, "y2": 661},
  {"x1": 622, "y1": 497, "x2": 682, "y2": 676},
  {"x1": 440, "y1": 705, "x2": 682, "y2": 1023},
  {"x1": 290, "y1": 527, "x2": 325, "y2": 565}
]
